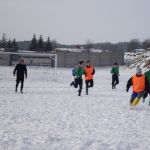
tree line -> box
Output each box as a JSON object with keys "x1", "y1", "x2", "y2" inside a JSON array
[
  {"x1": 0, "y1": 34, "x2": 18, "y2": 51},
  {"x1": 82, "y1": 39, "x2": 150, "y2": 52},
  {"x1": 0, "y1": 34, "x2": 56, "y2": 52},
  {"x1": 34, "y1": 38, "x2": 150, "y2": 52},
  {"x1": 29, "y1": 34, "x2": 56, "y2": 52},
  {"x1": 126, "y1": 39, "x2": 150, "y2": 52},
  {"x1": 1, "y1": 34, "x2": 150, "y2": 52}
]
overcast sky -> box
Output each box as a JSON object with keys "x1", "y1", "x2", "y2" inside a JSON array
[{"x1": 0, "y1": 0, "x2": 150, "y2": 44}]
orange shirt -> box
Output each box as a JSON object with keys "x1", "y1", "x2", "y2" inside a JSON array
[
  {"x1": 132, "y1": 74, "x2": 145, "y2": 92},
  {"x1": 84, "y1": 66, "x2": 94, "y2": 80}
]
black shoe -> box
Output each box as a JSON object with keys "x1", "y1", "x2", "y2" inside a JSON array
[
  {"x1": 15, "y1": 89, "x2": 17, "y2": 93},
  {"x1": 20, "y1": 91, "x2": 23, "y2": 93}
]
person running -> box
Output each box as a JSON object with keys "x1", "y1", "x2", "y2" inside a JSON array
[
  {"x1": 70, "y1": 65, "x2": 77, "y2": 86},
  {"x1": 126, "y1": 67, "x2": 149, "y2": 106},
  {"x1": 13, "y1": 58, "x2": 27, "y2": 93},
  {"x1": 84, "y1": 60, "x2": 95, "y2": 95},
  {"x1": 71, "y1": 61, "x2": 84, "y2": 96},
  {"x1": 143, "y1": 69, "x2": 150, "y2": 104},
  {"x1": 111, "y1": 62, "x2": 119, "y2": 89}
]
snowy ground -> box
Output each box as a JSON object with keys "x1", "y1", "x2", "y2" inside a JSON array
[{"x1": 0, "y1": 66, "x2": 150, "y2": 150}]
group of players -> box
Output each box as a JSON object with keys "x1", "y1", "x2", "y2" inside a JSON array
[
  {"x1": 13, "y1": 58, "x2": 150, "y2": 106},
  {"x1": 70, "y1": 60, "x2": 95, "y2": 96},
  {"x1": 70, "y1": 61, "x2": 150, "y2": 106}
]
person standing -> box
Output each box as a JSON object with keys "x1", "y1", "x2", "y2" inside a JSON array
[
  {"x1": 111, "y1": 62, "x2": 119, "y2": 89},
  {"x1": 13, "y1": 58, "x2": 27, "y2": 93},
  {"x1": 126, "y1": 67, "x2": 149, "y2": 106},
  {"x1": 71, "y1": 61, "x2": 84, "y2": 96},
  {"x1": 84, "y1": 60, "x2": 95, "y2": 95}
]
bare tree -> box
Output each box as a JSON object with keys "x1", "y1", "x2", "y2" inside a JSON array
[
  {"x1": 85, "y1": 39, "x2": 93, "y2": 51},
  {"x1": 84, "y1": 40, "x2": 93, "y2": 60},
  {"x1": 127, "y1": 39, "x2": 141, "y2": 52},
  {"x1": 143, "y1": 39, "x2": 150, "y2": 50}
]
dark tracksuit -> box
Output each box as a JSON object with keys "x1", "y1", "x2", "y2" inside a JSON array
[
  {"x1": 13, "y1": 63, "x2": 27, "y2": 92},
  {"x1": 126, "y1": 74, "x2": 149, "y2": 104},
  {"x1": 111, "y1": 66, "x2": 119, "y2": 89},
  {"x1": 72, "y1": 66, "x2": 84, "y2": 96}
]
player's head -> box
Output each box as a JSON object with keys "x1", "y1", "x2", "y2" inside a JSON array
[
  {"x1": 136, "y1": 67, "x2": 142, "y2": 75},
  {"x1": 19, "y1": 58, "x2": 24, "y2": 64},
  {"x1": 79, "y1": 61, "x2": 84, "y2": 66},
  {"x1": 86, "y1": 60, "x2": 91, "y2": 66},
  {"x1": 114, "y1": 62, "x2": 118, "y2": 66}
]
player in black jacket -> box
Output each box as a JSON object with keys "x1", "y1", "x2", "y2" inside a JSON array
[{"x1": 13, "y1": 59, "x2": 27, "y2": 93}]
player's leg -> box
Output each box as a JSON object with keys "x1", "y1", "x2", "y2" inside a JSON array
[
  {"x1": 20, "y1": 80, "x2": 24, "y2": 93},
  {"x1": 115, "y1": 75, "x2": 119, "y2": 86},
  {"x1": 130, "y1": 92, "x2": 137, "y2": 106},
  {"x1": 78, "y1": 79, "x2": 83, "y2": 96},
  {"x1": 132, "y1": 92, "x2": 144, "y2": 106},
  {"x1": 112, "y1": 75, "x2": 115, "y2": 89},
  {"x1": 74, "y1": 78, "x2": 79, "y2": 88},
  {"x1": 15, "y1": 79, "x2": 20, "y2": 92},
  {"x1": 85, "y1": 80, "x2": 89, "y2": 95},
  {"x1": 89, "y1": 80, "x2": 94, "y2": 88}
]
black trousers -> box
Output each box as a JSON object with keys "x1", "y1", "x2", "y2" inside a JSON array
[
  {"x1": 112, "y1": 74, "x2": 119, "y2": 87},
  {"x1": 16, "y1": 78, "x2": 24, "y2": 92},
  {"x1": 74, "y1": 78, "x2": 83, "y2": 95},
  {"x1": 143, "y1": 88, "x2": 150, "y2": 99},
  {"x1": 85, "y1": 80, "x2": 94, "y2": 89}
]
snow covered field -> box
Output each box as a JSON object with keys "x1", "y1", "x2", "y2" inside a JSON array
[{"x1": 0, "y1": 66, "x2": 150, "y2": 150}]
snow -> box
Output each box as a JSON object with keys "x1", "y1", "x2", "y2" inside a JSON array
[
  {"x1": 124, "y1": 51, "x2": 150, "y2": 69},
  {"x1": 56, "y1": 48, "x2": 103, "y2": 53},
  {"x1": 0, "y1": 66, "x2": 150, "y2": 150}
]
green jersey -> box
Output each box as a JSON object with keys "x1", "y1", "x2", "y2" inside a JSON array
[
  {"x1": 111, "y1": 66, "x2": 119, "y2": 75},
  {"x1": 75, "y1": 66, "x2": 84, "y2": 78}
]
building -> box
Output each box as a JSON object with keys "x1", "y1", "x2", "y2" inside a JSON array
[
  {"x1": 0, "y1": 48, "x2": 124, "y2": 67},
  {"x1": 55, "y1": 48, "x2": 124, "y2": 67}
]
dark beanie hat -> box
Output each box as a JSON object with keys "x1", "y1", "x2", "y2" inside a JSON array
[{"x1": 79, "y1": 61, "x2": 84, "y2": 65}]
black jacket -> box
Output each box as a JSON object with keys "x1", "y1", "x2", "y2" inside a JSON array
[
  {"x1": 13, "y1": 64, "x2": 27, "y2": 80},
  {"x1": 126, "y1": 74, "x2": 149, "y2": 92}
]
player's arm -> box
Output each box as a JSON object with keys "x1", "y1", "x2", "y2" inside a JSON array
[
  {"x1": 13, "y1": 65, "x2": 18, "y2": 76},
  {"x1": 126, "y1": 77, "x2": 132, "y2": 92},
  {"x1": 92, "y1": 68, "x2": 95, "y2": 75},
  {"x1": 111, "y1": 67, "x2": 114, "y2": 74},
  {"x1": 24, "y1": 65, "x2": 27, "y2": 78}
]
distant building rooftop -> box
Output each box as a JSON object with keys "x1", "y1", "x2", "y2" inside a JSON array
[{"x1": 55, "y1": 48, "x2": 104, "y2": 53}]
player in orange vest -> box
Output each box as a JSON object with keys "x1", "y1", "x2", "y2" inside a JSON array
[
  {"x1": 126, "y1": 67, "x2": 149, "y2": 106},
  {"x1": 84, "y1": 60, "x2": 95, "y2": 95}
]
